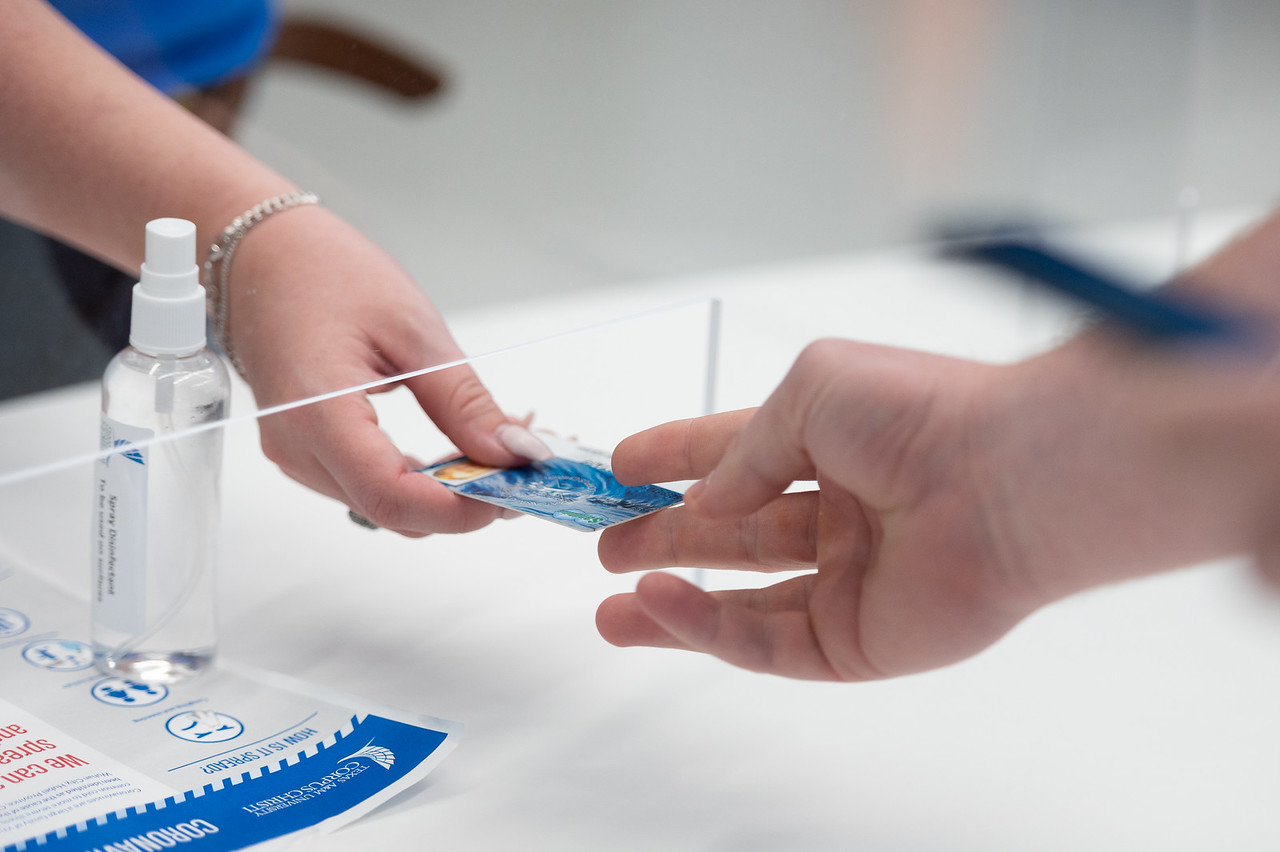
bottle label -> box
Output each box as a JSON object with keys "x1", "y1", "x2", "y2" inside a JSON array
[{"x1": 93, "y1": 417, "x2": 150, "y2": 634}]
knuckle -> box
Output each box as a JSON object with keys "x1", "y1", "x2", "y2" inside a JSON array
[
  {"x1": 597, "y1": 531, "x2": 629, "y2": 573},
  {"x1": 681, "y1": 418, "x2": 699, "y2": 482},
  {"x1": 444, "y1": 372, "x2": 497, "y2": 422},
  {"x1": 795, "y1": 338, "x2": 845, "y2": 376},
  {"x1": 352, "y1": 486, "x2": 408, "y2": 532}
]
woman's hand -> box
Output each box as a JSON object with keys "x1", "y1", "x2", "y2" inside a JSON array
[{"x1": 227, "y1": 205, "x2": 549, "y2": 536}]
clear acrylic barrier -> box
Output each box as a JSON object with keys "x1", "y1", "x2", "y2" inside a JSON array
[
  {"x1": 0, "y1": 200, "x2": 1263, "y2": 609},
  {"x1": 0, "y1": 297, "x2": 720, "y2": 593}
]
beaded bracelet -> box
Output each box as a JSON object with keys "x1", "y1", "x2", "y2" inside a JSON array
[{"x1": 202, "y1": 191, "x2": 321, "y2": 375}]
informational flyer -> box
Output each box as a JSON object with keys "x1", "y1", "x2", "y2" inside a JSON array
[{"x1": 0, "y1": 561, "x2": 460, "y2": 851}]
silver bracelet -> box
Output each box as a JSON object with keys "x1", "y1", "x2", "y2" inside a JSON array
[{"x1": 202, "y1": 191, "x2": 321, "y2": 375}]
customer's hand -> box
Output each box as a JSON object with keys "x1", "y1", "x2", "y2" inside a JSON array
[{"x1": 597, "y1": 334, "x2": 1279, "y2": 680}]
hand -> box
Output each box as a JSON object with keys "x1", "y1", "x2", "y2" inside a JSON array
[
  {"x1": 596, "y1": 335, "x2": 1280, "y2": 680},
  {"x1": 224, "y1": 204, "x2": 550, "y2": 536},
  {"x1": 597, "y1": 340, "x2": 1030, "y2": 680}
]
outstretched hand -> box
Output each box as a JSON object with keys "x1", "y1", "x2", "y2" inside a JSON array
[
  {"x1": 598, "y1": 340, "x2": 1036, "y2": 679},
  {"x1": 597, "y1": 335, "x2": 1280, "y2": 680}
]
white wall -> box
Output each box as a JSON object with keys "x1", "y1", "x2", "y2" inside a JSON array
[{"x1": 241, "y1": 0, "x2": 1280, "y2": 310}]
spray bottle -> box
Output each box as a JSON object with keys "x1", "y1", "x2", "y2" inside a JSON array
[{"x1": 92, "y1": 218, "x2": 230, "y2": 682}]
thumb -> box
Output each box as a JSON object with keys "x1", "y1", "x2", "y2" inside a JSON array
[
  {"x1": 405, "y1": 362, "x2": 551, "y2": 466},
  {"x1": 686, "y1": 339, "x2": 837, "y2": 520},
  {"x1": 689, "y1": 338, "x2": 953, "y2": 521}
]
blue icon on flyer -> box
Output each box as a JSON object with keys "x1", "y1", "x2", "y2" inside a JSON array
[
  {"x1": 166, "y1": 710, "x2": 244, "y2": 743},
  {"x1": 92, "y1": 677, "x2": 168, "y2": 706},
  {"x1": 0, "y1": 606, "x2": 30, "y2": 638},
  {"x1": 23, "y1": 638, "x2": 94, "y2": 671}
]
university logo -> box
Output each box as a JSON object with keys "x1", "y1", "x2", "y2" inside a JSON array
[
  {"x1": 107, "y1": 438, "x2": 145, "y2": 466},
  {"x1": 339, "y1": 741, "x2": 395, "y2": 769}
]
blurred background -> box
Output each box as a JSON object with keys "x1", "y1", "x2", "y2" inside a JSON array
[
  {"x1": 240, "y1": 0, "x2": 1280, "y2": 311},
  {"x1": 6, "y1": 0, "x2": 1280, "y2": 397}
]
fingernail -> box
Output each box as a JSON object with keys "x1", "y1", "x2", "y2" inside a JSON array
[{"x1": 494, "y1": 423, "x2": 554, "y2": 461}]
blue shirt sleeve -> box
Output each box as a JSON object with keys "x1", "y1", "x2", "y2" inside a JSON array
[{"x1": 50, "y1": 0, "x2": 279, "y2": 96}]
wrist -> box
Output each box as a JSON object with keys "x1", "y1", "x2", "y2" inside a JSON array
[
  {"x1": 200, "y1": 192, "x2": 323, "y2": 376},
  {"x1": 992, "y1": 327, "x2": 1280, "y2": 603}
]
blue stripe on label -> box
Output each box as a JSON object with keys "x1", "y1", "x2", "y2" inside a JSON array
[{"x1": 5, "y1": 715, "x2": 448, "y2": 852}]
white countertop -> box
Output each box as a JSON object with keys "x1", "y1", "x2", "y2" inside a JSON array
[{"x1": 3, "y1": 211, "x2": 1279, "y2": 850}]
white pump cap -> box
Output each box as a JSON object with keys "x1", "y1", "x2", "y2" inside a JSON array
[{"x1": 130, "y1": 218, "x2": 207, "y2": 356}]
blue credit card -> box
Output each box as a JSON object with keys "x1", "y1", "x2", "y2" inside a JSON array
[{"x1": 419, "y1": 438, "x2": 684, "y2": 531}]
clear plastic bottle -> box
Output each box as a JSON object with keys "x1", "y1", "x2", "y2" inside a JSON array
[{"x1": 91, "y1": 218, "x2": 229, "y2": 683}]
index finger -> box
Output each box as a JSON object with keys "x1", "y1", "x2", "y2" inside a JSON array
[
  {"x1": 610, "y1": 408, "x2": 759, "y2": 485},
  {"x1": 307, "y1": 393, "x2": 505, "y2": 534},
  {"x1": 598, "y1": 490, "x2": 820, "y2": 573}
]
